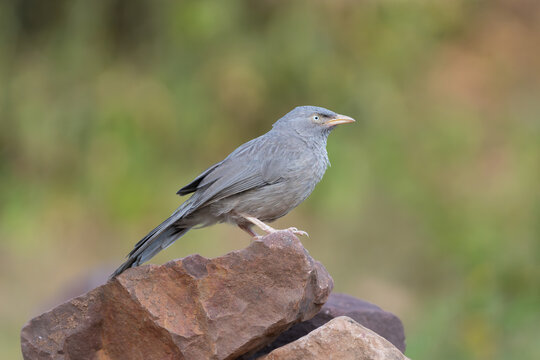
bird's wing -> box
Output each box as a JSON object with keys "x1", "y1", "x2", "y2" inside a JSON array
[
  {"x1": 177, "y1": 161, "x2": 224, "y2": 196},
  {"x1": 175, "y1": 134, "x2": 292, "y2": 216}
]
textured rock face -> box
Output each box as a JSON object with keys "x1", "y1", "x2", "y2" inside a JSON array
[
  {"x1": 246, "y1": 293, "x2": 406, "y2": 358},
  {"x1": 21, "y1": 231, "x2": 333, "y2": 360},
  {"x1": 260, "y1": 316, "x2": 409, "y2": 360}
]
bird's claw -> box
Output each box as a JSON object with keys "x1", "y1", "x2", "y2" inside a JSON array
[
  {"x1": 251, "y1": 235, "x2": 264, "y2": 242},
  {"x1": 286, "y1": 227, "x2": 309, "y2": 237}
]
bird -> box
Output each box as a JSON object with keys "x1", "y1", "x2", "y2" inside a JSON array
[{"x1": 111, "y1": 106, "x2": 355, "y2": 277}]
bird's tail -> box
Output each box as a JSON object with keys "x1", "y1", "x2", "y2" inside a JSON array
[{"x1": 110, "y1": 216, "x2": 192, "y2": 278}]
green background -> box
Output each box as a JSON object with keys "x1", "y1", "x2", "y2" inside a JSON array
[{"x1": 1, "y1": 0, "x2": 539, "y2": 358}]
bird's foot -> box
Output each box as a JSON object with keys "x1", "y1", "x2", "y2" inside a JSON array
[
  {"x1": 239, "y1": 213, "x2": 309, "y2": 238},
  {"x1": 285, "y1": 227, "x2": 309, "y2": 237}
]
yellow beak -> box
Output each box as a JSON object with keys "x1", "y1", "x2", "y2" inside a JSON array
[{"x1": 324, "y1": 114, "x2": 356, "y2": 127}]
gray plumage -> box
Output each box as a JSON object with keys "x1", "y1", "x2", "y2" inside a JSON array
[{"x1": 111, "y1": 106, "x2": 354, "y2": 277}]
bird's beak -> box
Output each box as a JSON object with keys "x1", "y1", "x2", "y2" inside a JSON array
[{"x1": 324, "y1": 114, "x2": 356, "y2": 127}]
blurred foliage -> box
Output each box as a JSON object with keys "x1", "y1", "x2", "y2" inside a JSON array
[{"x1": 1, "y1": 0, "x2": 540, "y2": 359}]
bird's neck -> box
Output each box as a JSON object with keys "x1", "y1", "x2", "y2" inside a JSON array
[{"x1": 285, "y1": 129, "x2": 330, "y2": 166}]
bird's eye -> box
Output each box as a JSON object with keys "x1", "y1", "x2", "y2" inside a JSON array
[{"x1": 313, "y1": 115, "x2": 320, "y2": 121}]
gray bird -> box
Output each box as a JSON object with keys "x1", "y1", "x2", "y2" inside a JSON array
[{"x1": 111, "y1": 106, "x2": 354, "y2": 277}]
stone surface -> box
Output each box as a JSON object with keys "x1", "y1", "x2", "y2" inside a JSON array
[
  {"x1": 245, "y1": 293, "x2": 406, "y2": 358},
  {"x1": 21, "y1": 231, "x2": 333, "y2": 360},
  {"x1": 259, "y1": 316, "x2": 409, "y2": 360}
]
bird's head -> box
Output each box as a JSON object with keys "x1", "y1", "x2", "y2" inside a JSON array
[{"x1": 272, "y1": 106, "x2": 355, "y2": 139}]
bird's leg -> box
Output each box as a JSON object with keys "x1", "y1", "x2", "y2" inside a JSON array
[
  {"x1": 242, "y1": 215, "x2": 277, "y2": 234},
  {"x1": 238, "y1": 213, "x2": 309, "y2": 237},
  {"x1": 238, "y1": 223, "x2": 258, "y2": 238}
]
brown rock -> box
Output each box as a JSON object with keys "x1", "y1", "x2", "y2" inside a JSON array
[
  {"x1": 260, "y1": 316, "x2": 409, "y2": 360},
  {"x1": 319, "y1": 293, "x2": 405, "y2": 352},
  {"x1": 21, "y1": 231, "x2": 333, "y2": 360},
  {"x1": 246, "y1": 293, "x2": 405, "y2": 358}
]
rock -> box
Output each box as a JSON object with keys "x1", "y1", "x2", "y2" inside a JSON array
[
  {"x1": 259, "y1": 316, "x2": 409, "y2": 360},
  {"x1": 321, "y1": 293, "x2": 406, "y2": 352},
  {"x1": 21, "y1": 231, "x2": 333, "y2": 360},
  {"x1": 245, "y1": 293, "x2": 406, "y2": 358}
]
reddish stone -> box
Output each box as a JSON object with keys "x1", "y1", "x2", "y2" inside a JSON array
[{"x1": 21, "y1": 231, "x2": 333, "y2": 360}]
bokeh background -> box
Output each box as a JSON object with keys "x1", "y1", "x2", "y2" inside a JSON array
[{"x1": 1, "y1": 0, "x2": 539, "y2": 358}]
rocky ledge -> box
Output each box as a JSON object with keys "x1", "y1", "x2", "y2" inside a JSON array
[{"x1": 21, "y1": 231, "x2": 406, "y2": 359}]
